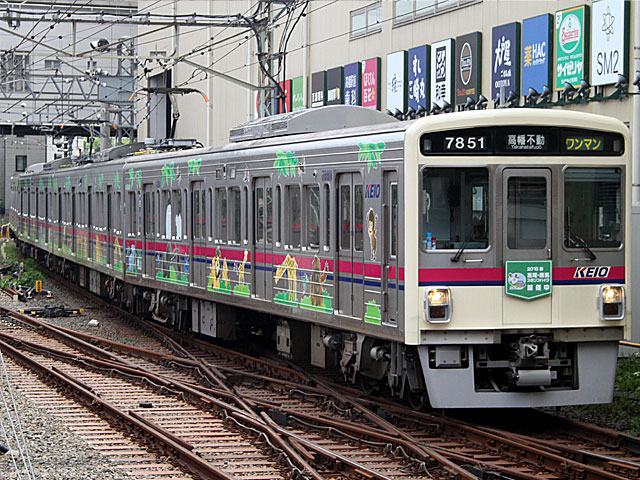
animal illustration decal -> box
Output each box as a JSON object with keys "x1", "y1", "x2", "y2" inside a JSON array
[{"x1": 275, "y1": 254, "x2": 299, "y2": 303}]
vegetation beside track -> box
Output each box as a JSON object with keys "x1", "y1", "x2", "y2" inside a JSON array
[
  {"x1": 563, "y1": 354, "x2": 640, "y2": 435},
  {"x1": 0, "y1": 241, "x2": 45, "y2": 289}
]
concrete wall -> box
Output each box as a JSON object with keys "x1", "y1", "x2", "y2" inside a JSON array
[{"x1": 0, "y1": 135, "x2": 46, "y2": 212}]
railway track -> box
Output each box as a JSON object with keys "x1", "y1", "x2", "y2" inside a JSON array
[{"x1": 1, "y1": 269, "x2": 638, "y2": 480}]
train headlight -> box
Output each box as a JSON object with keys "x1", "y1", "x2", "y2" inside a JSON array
[
  {"x1": 424, "y1": 287, "x2": 451, "y2": 324},
  {"x1": 599, "y1": 285, "x2": 625, "y2": 321}
]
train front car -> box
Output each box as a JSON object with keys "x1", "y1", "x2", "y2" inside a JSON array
[{"x1": 405, "y1": 109, "x2": 630, "y2": 408}]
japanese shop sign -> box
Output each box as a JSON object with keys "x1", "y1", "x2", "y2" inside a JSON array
[
  {"x1": 361, "y1": 57, "x2": 381, "y2": 109},
  {"x1": 455, "y1": 32, "x2": 481, "y2": 105},
  {"x1": 492, "y1": 23, "x2": 520, "y2": 100},
  {"x1": 430, "y1": 39, "x2": 454, "y2": 109},
  {"x1": 407, "y1": 45, "x2": 428, "y2": 112},
  {"x1": 326, "y1": 66, "x2": 344, "y2": 105},
  {"x1": 591, "y1": 0, "x2": 629, "y2": 86},
  {"x1": 277, "y1": 79, "x2": 291, "y2": 114},
  {"x1": 291, "y1": 76, "x2": 304, "y2": 111},
  {"x1": 555, "y1": 5, "x2": 590, "y2": 90},
  {"x1": 344, "y1": 62, "x2": 361, "y2": 106},
  {"x1": 311, "y1": 70, "x2": 326, "y2": 108},
  {"x1": 386, "y1": 50, "x2": 407, "y2": 113},
  {"x1": 522, "y1": 14, "x2": 553, "y2": 95},
  {"x1": 505, "y1": 260, "x2": 552, "y2": 300}
]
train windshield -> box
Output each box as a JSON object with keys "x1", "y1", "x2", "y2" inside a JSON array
[
  {"x1": 421, "y1": 167, "x2": 489, "y2": 250},
  {"x1": 564, "y1": 168, "x2": 622, "y2": 249}
]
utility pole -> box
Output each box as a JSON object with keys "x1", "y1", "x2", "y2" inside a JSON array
[{"x1": 256, "y1": 1, "x2": 274, "y2": 118}]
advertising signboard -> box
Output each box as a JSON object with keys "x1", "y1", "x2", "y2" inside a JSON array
[
  {"x1": 430, "y1": 39, "x2": 454, "y2": 109},
  {"x1": 291, "y1": 76, "x2": 304, "y2": 111},
  {"x1": 555, "y1": 5, "x2": 590, "y2": 90},
  {"x1": 311, "y1": 71, "x2": 326, "y2": 108},
  {"x1": 455, "y1": 32, "x2": 481, "y2": 105},
  {"x1": 387, "y1": 50, "x2": 407, "y2": 113},
  {"x1": 361, "y1": 57, "x2": 381, "y2": 109},
  {"x1": 277, "y1": 79, "x2": 291, "y2": 114},
  {"x1": 591, "y1": 0, "x2": 629, "y2": 86},
  {"x1": 492, "y1": 23, "x2": 520, "y2": 100},
  {"x1": 407, "y1": 45, "x2": 429, "y2": 112},
  {"x1": 522, "y1": 14, "x2": 553, "y2": 94},
  {"x1": 344, "y1": 62, "x2": 361, "y2": 106},
  {"x1": 326, "y1": 66, "x2": 344, "y2": 105}
]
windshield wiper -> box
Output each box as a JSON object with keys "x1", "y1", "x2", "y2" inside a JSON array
[
  {"x1": 451, "y1": 230, "x2": 475, "y2": 262},
  {"x1": 566, "y1": 225, "x2": 596, "y2": 260}
]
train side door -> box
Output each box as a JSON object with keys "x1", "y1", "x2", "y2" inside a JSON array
[
  {"x1": 337, "y1": 173, "x2": 364, "y2": 318},
  {"x1": 382, "y1": 172, "x2": 399, "y2": 325},
  {"x1": 253, "y1": 177, "x2": 272, "y2": 300},
  {"x1": 502, "y1": 168, "x2": 552, "y2": 325},
  {"x1": 106, "y1": 186, "x2": 112, "y2": 266},
  {"x1": 190, "y1": 181, "x2": 206, "y2": 287},
  {"x1": 143, "y1": 184, "x2": 156, "y2": 277}
]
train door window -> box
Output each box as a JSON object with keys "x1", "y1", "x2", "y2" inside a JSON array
[
  {"x1": 286, "y1": 185, "x2": 301, "y2": 248},
  {"x1": 340, "y1": 185, "x2": 351, "y2": 250},
  {"x1": 193, "y1": 188, "x2": 201, "y2": 239},
  {"x1": 266, "y1": 186, "x2": 273, "y2": 244},
  {"x1": 564, "y1": 168, "x2": 622, "y2": 248},
  {"x1": 207, "y1": 188, "x2": 213, "y2": 239},
  {"x1": 115, "y1": 192, "x2": 122, "y2": 233},
  {"x1": 275, "y1": 186, "x2": 282, "y2": 245},
  {"x1": 256, "y1": 186, "x2": 264, "y2": 243},
  {"x1": 216, "y1": 187, "x2": 227, "y2": 242},
  {"x1": 324, "y1": 184, "x2": 330, "y2": 250},
  {"x1": 230, "y1": 187, "x2": 241, "y2": 244},
  {"x1": 391, "y1": 183, "x2": 398, "y2": 257},
  {"x1": 304, "y1": 185, "x2": 320, "y2": 249},
  {"x1": 507, "y1": 176, "x2": 546, "y2": 249},
  {"x1": 128, "y1": 192, "x2": 137, "y2": 236},
  {"x1": 354, "y1": 184, "x2": 363, "y2": 251},
  {"x1": 161, "y1": 191, "x2": 170, "y2": 238},
  {"x1": 144, "y1": 190, "x2": 152, "y2": 236}
]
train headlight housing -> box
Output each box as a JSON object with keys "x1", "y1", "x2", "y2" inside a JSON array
[
  {"x1": 599, "y1": 285, "x2": 625, "y2": 321},
  {"x1": 424, "y1": 287, "x2": 451, "y2": 324}
]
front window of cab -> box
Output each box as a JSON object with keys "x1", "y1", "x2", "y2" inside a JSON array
[
  {"x1": 421, "y1": 168, "x2": 489, "y2": 250},
  {"x1": 564, "y1": 168, "x2": 622, "y2": 249}
]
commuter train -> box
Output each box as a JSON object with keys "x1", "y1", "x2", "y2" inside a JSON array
[{"x1": 10, "y1": 106, "x2": 631, "y2": 408}]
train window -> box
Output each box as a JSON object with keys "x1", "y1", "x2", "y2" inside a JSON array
[
  {"x1": 243, "y1": 187, "x2": 249, "y2": 242},
  {"x1": 324, "y1": 184, "x2": 330, "y2": 249},
  {"x1": 340, "y1": 185, "x2": 351, "y2": 250},
  {"x1": 256, "y1": 187, "x2": 264, "y2": 244},
  {"x1": 507, "y1": 177, "x2": 546, "y2": 249},
  {"x1": 564, "y1": 168, "x2": 622, "y2": 249},
  {"x1": 286, "y1": 185, "x2": 301, "y2": 248},
  {"x1": 305, "y1": 185, "x2": 320, "y2": 249},
  {"x1": 162, "y1": 191, "x2": 171, "y2": 238},
  {"x1": 216, "y1": 187, "x2": 227, "y2": 242},
  {"x1": 354, "y1": 184, "x2": 363, "y2": 251},
  {"x1": 266, "y1": 187, "x2": 273, "y2": 244},
  {"x1": 230, "y1": 187, "x2": 241, "y2": 244},
  {"x1": 144, "y1": 191, "x2": 152, "y2": 236},
  {"x1": 172, "y1": 190, "x2": 183, "y2": 239},
  {"x1": 421, "y1": 168, "x2": 489, "y2": 250},
  {"x1": 207, "y1": 188, "x2": 213, "y2": 239}
]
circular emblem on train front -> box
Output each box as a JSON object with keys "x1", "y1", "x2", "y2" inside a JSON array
[{"x1": 460, "y1": 42, "x2": 472, "y2": 85}]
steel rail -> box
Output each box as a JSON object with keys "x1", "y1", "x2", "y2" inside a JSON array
[{"x1": 0, "y1": 336, "x2": 238, "y2": 480}]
